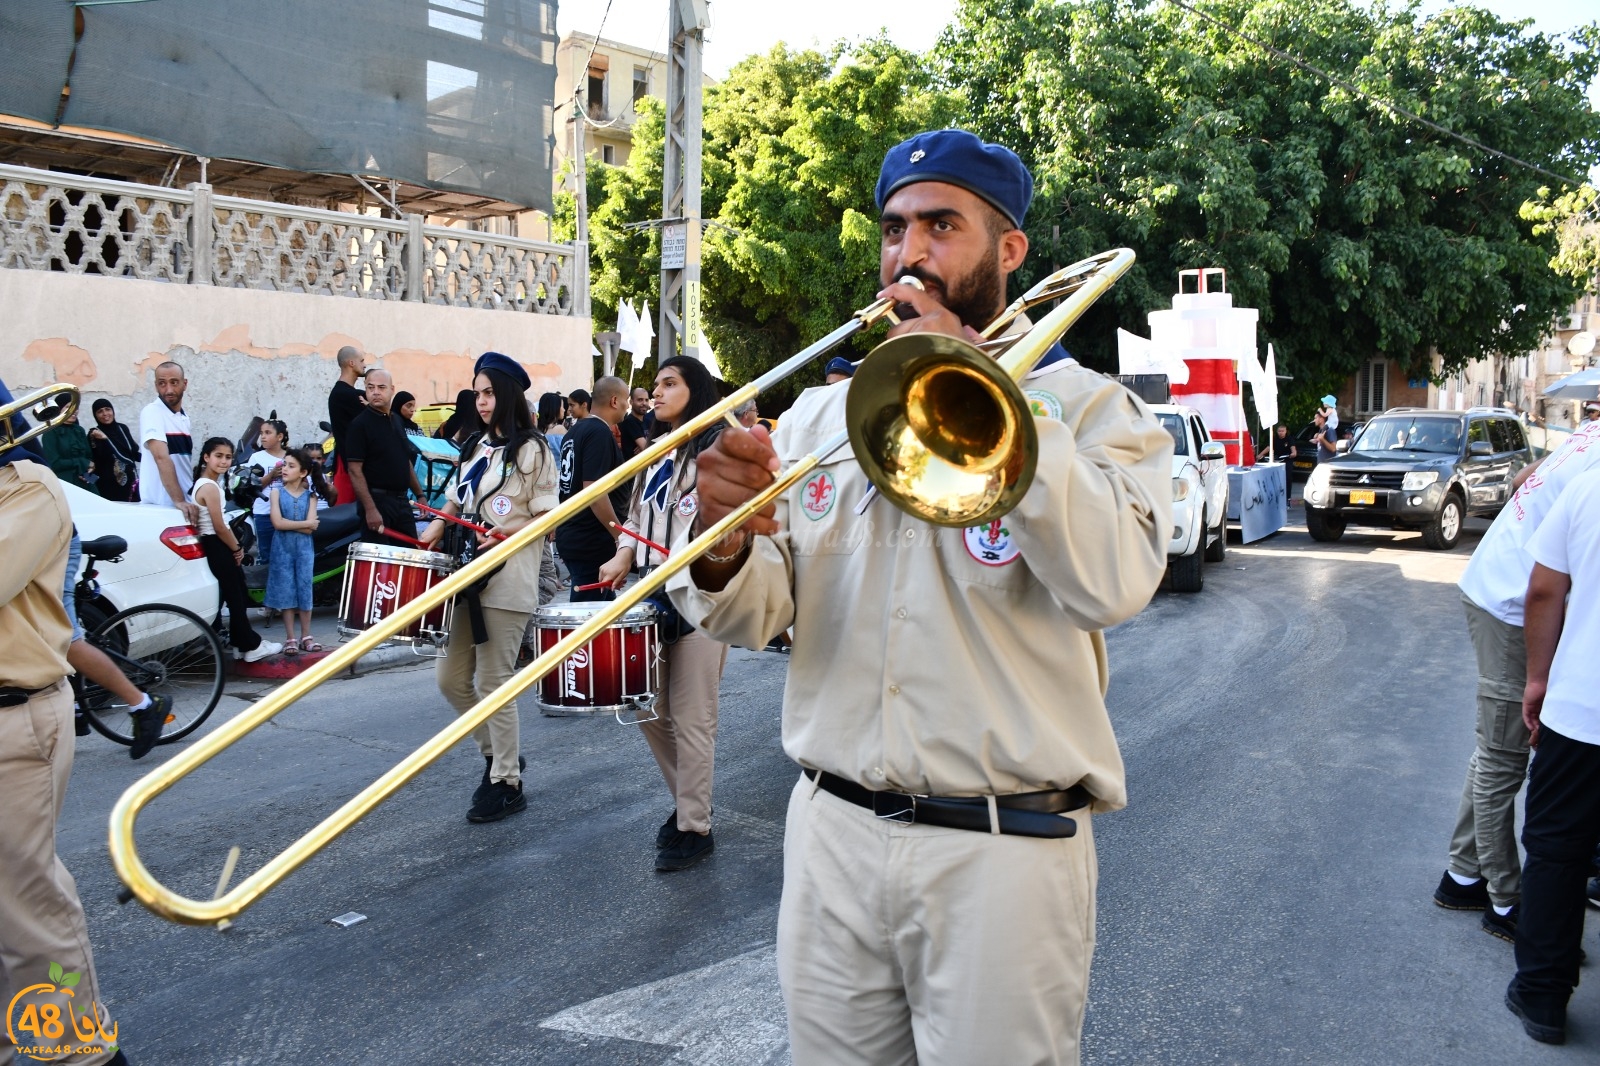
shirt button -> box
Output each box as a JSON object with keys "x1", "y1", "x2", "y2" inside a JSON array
[
  {"x1": 888, "y1": 684, "x2": 900, "y2": 695},
  {"x1": 896, "y1": 608, "x2": 908, "y2": 619},
  {"x1": 873, "y1": 766, "x2": 885, "y2": 778}
]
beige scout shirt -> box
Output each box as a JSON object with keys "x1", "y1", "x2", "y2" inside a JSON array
[
  {"x1": 622, "y1": 439, "x2": 710, "y2": 570},
  {"x1": 666, "y1": 358, "x2": 1172, "y2": 809},
  {"x1": 449, "y1": 438, "x2": 559, "y2": 613},
  {"x1": 0, "y1": 461, "x2": 73, "y2": 689}
]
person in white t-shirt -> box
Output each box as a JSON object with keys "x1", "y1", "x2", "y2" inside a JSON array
[
  {"x1": 248, "y1": 418, "x2": 289, "y2": 565},
  {"x1": 1435, "y1": 418, "x2": 1600, "y2": 938},
  {"x1": 138, "y1": 360, "x2": 199, "y2": 525},
  {"x1": 1504, "y1": 466, "x2": 1600, "y2": 1045}
]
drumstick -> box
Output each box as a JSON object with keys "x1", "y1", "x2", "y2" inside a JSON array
[
  {"x1": 415, "y1": 502, "x2": 507, "y2": 540},
  {"x1": 611, "y1": 522, "x2": 671, "y2": 557},
  {"x1": 573, "y1": 580, "x2": 612, "y2": 592},
  {"x1": 380, "y1": 529, "x2": 433, "y2": 550}
]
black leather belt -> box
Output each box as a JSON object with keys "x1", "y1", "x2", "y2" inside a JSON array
[
  {"x1": 804, "y1": 768, "x2": 1088, "y2": 839},
  {"x1": 0, "y1": 681, "x2": 62, "y2": 707}
]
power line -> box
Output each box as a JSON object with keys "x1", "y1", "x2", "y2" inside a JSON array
[{"x1": 1161, "y1": 0, "x2": 1589, "y2": 189}]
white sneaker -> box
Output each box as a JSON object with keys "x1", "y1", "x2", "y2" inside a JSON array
[{"x1": 243, "y1": 640, "x2": 283, "y2": 663}]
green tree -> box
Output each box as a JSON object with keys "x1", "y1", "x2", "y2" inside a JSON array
[
  {"x1": 936, "y1": 0, "x2": 1600, "y2": 404},
  {"x1": 577, "y1": 39, "x2": 956, "y2": 401}
]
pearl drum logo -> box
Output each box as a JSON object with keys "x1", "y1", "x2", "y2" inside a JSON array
[
  {"x1": 369, "y1": 577, "x2": 399, "y2": 625},
  {"x1": 964, "y1": 519, "x2": 1021, "y2": 566},
  {"x1": 562, "y1": 645, "x2": 590, "y2": 699},
  {"x1": 800, "y1": 471, "x2": 836, "y2": 520},
  {"x1": 7, "y1": 962, "x2": 117, "y2": 1062}
]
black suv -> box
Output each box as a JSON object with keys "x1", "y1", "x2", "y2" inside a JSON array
[{"x1": 1301, "y1": 407, "x2": 1533, "y2": 550}]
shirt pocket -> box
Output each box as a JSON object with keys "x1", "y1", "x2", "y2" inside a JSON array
[
  {"x1": 786, "y1": 456, "x2": 868, "y2": 557},
  {"x1": 933, "y1": 514, "x2": 1037, "y2": 595}
]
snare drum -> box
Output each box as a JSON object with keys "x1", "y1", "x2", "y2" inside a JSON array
[
  {"x1": 338, "y1": 543, "x2": 456, "y2": 648},
  {"x1": 533, "y1": 601, "x2": 659, "y2": 722}
]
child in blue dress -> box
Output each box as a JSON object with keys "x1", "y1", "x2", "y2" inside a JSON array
[{"x1": 265, "y1": 449, "x2": 322, "y2": 652}]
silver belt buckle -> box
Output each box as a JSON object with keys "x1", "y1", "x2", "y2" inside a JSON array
[{"x1": 872, "y1": 790, "x2": 916, "y2": 823}]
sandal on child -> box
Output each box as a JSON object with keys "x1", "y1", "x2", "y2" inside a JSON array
[
  {"x1": 301, "y1": 638, "x2": 324, "y2": 653},
  {"x1": 282, "y1": 638, "x2": 301, "y2": 655}
]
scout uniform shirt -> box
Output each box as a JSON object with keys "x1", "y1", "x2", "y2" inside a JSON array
[
  {"x1": 667, "y1": 357, "x2": 1173, "y2": 809},
  {"x1": 449, "y1": 436, "x2": 559, "y2": 612},
  {"x1": 621, "y1": 433, "x2": 715, "y2": 570},
  {"x1": 0, "y1": 460, "x2": 73, "y2": 690}
]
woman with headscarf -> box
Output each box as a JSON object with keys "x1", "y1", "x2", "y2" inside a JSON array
[
  {"x1": 394, "y1": 391, "x2": 423, "y2": 435},
  {"x1": 86, "y1": 399, "x2": 141, "y2": 501},
  {"x1": 597, "y1": 355, "x2": 728, "y2": 872},
  {"x1": 420, "y1": 352, "x2": 557, "y2": 823}
]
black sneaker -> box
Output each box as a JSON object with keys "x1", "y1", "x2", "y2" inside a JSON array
[
  {"x1": 1433, "y1": 871, "x2": 1489, "y2": 911},
  {"x1": 467, "y1": 780, "x2": 526, "y2": 823},
  {"x1": 656, "y1": 809, "x2": 679, "y2": 849},
  {"x1": 473, "y1": 755, "x2": 526, "y2": 805},
  {"x1": 1505, "y1": 982, "x2": 1565, "y2": 1044},
  {"x1": 128, "y1": 694, "x2": 170, "y2": 760},
  {"x1": 656, "y1": 829, "x2": 714, "y2": 872},
  {"x1": 1482, "y1": 904, "x2": 1518, "y2": 943},
  {"x1": 1587, "y1": 876, "x2": 1600, "y2": 910},
  {"x1": 74, "y1": 711, "x2": 90, "y2": 737}
]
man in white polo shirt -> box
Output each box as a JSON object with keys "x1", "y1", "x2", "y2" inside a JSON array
[
  {"x1": 1438, "y1": 417, "x2": 1600, "y2": 941},
  {"x1": 138, "y1": 360, "x2": 199, "y2": 525},
  {"x1": 1505, "y1": 466, "x2": 1600, "y2": 1045}
]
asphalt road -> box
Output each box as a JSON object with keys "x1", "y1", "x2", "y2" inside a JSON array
[{"x1": 54, "y1": 508, "x2": 1596, "y2": 1064}]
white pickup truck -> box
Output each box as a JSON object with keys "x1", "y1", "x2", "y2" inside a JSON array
[{"x1": 1151, "y1": 403, "x2": 1229, "y2": 592}]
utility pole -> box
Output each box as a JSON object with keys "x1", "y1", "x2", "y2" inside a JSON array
[{"x1": 658, "y1": 0, "x2": 710, "y2": 363}]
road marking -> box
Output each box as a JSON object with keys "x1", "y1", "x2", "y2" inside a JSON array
[{"x1": 541, "y1": 943, "x2": 790, "y2": 1065}]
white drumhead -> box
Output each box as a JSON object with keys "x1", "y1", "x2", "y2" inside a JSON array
[
  {"x1": 346, "y1": 542, "x2": 454, "y2": 569},
  {"x1": 536, "y1": 600, "x2": 658, "y2": 627}
]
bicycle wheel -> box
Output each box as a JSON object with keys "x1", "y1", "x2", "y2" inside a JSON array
[{"x1": 81, "y1": 604, "x2": 226, "y2": 747}]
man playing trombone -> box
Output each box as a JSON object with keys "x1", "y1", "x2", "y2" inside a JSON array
[{"x1": 669, "y1": 130, "x2": 1172, "y2": 1065}]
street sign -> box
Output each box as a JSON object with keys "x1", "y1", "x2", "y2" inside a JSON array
[{"x1": 662, "y1": 222, "x2": 687, "y2": 270}]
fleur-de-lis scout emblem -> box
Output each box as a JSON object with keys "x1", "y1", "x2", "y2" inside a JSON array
[
  {"x1": 800, "y1": 471, "x2": 836, "y2": 520},
  {"x1": 964, "y1": 518, "x2": 1021, "y2": 566}
]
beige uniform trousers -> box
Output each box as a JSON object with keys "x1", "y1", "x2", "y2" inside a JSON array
[
  {"x1": 436, "y1": 605, "x2": 531, "y2": 786},
  {"x1": 778, "y1": 775, "x2": 1097, "y2": 1066},
  {"x1": 639, "y1": 629, "x2": 727, "y2": 835},
  {"x1": 0, "y1": 684, "x2": 116, "y2": 1066}
]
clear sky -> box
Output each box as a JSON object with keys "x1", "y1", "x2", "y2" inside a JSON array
[{"x1": 554, "y1": 0, "x2": 1597, "y2": 80}]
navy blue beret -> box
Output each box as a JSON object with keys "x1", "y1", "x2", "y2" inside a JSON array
[
  {"x1": 474, "y1": 351, "x2": 530, "y2": 391},
  {"x1": 824, "y1": 356, "x2": 855, "y2": 379},
  {"x1": 875, "y1": 130, "x2": 1034, "y2": 229}
]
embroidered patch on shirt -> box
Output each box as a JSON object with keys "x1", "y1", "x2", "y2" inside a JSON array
[
  {"x1": 1025, "y1": 389, "x2": 1063, "y2": 421},
  {"x1": 676, "y1": 491, "x2": 698, "y2": 518},
  {"x1": 489, "y1": 494, "x2": 513, "y2": 517},
  {"x1": 799, "y1": 471, "x2": 836, "y2": 521},
  {"x1": 964, "y1": 519, "x2": 1021, "y2": 566}
]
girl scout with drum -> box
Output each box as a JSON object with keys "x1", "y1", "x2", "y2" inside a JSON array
[
  {"x1": 421, "y1": 352, "x2": 557, "y2": 824},
  {"x1": 599, "y1": 355, "x2": 729, "y2": 871}
]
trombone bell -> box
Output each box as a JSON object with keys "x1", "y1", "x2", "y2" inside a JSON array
[{"x1": 847, "y1": 334, "x2": 1038, "y2": 528}]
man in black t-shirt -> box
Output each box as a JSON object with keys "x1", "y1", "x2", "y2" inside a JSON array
[
  {"x1": 556, "y1": 376, "x2": 631, "y2": 600},
  {"x1": 619, "y1": 386, "x2": 651, "y2": 456},
  {"x1": 342, "y1": 368, "x2": 422, "y2": 544}
]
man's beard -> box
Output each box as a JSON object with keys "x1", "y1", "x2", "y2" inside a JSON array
[{"x1": 895, "y1": 244, "x2": 1005, "y2": 330}]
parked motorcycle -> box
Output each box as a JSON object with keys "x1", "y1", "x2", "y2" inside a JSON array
[{"x1": 223, "y1": 463, "x2": 363, "y2": 606}]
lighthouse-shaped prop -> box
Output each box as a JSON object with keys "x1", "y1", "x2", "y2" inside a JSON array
[{"x1": 1149, "y1": 268, "x2": 1259, "y2": 465}]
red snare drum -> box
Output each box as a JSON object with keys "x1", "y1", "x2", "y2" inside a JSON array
[
  {"x1": 533, "y1": 601, "x2": 659, "y2": 723},
  {"x1": 337, "y1": 543, "x2": 455, "y2": 649}
]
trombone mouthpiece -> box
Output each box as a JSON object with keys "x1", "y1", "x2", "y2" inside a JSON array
[{"x1": 897, "y1": 275, "x2": 925, "y2": 291}]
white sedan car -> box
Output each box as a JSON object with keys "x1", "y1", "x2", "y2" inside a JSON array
[
  {"x1": 1151, "y1": 403, "x2": 1229, "y2": 592},
  {"x1": 61, "y1": 483, "x2": 219, "y2": 629}
]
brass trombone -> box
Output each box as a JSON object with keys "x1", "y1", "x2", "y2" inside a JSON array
[
  {"x1": 0, "y1": 383, "x2": 81, "y2": 451},
  {"x1": 107, "y1": 248, "x2": 1135, "y2": 927}
]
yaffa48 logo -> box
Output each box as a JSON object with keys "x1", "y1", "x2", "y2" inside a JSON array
[{"x1": 7, "y1": 961, "x2": 118, "y2": 1062}]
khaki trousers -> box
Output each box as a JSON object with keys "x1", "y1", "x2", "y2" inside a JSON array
[
  {"x1": 640, "y1": 629, "x2": 726, "y2": 835},
  {"x1": 778, "y1": 775, "x2": 1097, "y2": 1066},
  {"x1": 436, "y1": 605, "x2": 530, "y2": 786},
  {"x1": 0, "y1": 684, "x2": 116, "y2": 1066},
  {"x1": 1448, "y1": 594, "x2": 1531, "y2": 907}
]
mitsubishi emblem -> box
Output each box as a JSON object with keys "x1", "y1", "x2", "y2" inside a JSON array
[
  {"x1": 1358, "y1": 474, "x2": 1371, "y2": 485},
  {"x1": 909, "y1": 149, "x2": 925, "y2": 163}
]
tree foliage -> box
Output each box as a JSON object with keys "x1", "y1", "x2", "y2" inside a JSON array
[
  {"x1": 936, "y1": 0, "x2": 1600, "y2": 399},
  {"x1": 573, "y1": 39, "x2": 955, "y2": 402}
]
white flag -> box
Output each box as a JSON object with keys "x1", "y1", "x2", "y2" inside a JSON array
[
  {"x1": 616, "y1": 300, "x2": 640, "y2": 353},
  {"x1": 1117, "y1": 328, "x2": 1189, "y2": 385},
  {"x1": 698, "y1": 331, "x2": 722, "y2": 377},
  {"x1": 637, "y1": 300, "x2": 655, "y2": 359},
  {"x1": 1256, "y1": 343, "x2": 1280, "y2": 428}
]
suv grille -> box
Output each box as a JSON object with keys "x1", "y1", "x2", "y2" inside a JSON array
[{"x1": 1330, "y1": 470, "x2": 1405, "y2": 490}]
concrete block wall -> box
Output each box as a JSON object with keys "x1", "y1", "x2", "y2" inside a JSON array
[{"x1": 1, "y1": 270, "x2": 592, "y2": 455}]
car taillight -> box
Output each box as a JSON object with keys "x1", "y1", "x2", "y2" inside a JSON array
[{"x1": 160, "y1": 525, "x2": 205, "y2": 560}]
